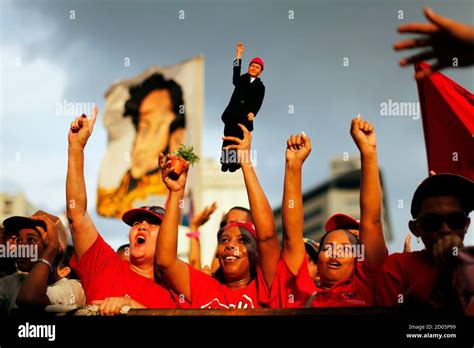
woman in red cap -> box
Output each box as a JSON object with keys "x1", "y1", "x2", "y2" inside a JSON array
[
  {"x1": 156, "y1": 123, "x2": 280, "y2": 308},
  {"x1": 220, "y1": 42, "x2": 265, "y2": 172},
  {"x1": 66, "y1": 107, "x2": 177, "y2": 315},
  {"x1": 269, "y1": 116, "x2": 388, "y2": 308}
]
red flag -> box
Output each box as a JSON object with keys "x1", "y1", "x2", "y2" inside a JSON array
[{"x1": 415, "y1": 62, "x2": 474, "y2": 181}]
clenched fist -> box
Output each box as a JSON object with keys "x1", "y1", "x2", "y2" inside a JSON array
[
  {"x1": 350, "y1": 114, "x2": 376, "y2": 155},
  {"x1": 285, "y1": 131, "x2": 312, "y2": 167}
]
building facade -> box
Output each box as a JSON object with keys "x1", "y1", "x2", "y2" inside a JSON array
[{"x1": 0, "y1": 193, "x2": 37, "y2": 226}]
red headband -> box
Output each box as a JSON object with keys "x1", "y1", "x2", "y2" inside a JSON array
[{"x1": 223, "y1": 221, "x2": 257, "y2": 240}]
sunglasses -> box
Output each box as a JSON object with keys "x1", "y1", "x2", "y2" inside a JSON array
[{"x1": 414, "y1": 211, "x2": 468, "y2": 233}]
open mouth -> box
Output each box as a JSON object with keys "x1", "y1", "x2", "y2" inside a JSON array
[
  {"x1": 222, "y1": 254, "x2": 241, "y2": 264},
  {"x1": 135, "y1": 233, "x2": 147, "y2": 246},
  {"x1": 327, "y1": 260, "x2": 341, "y2": 269}
]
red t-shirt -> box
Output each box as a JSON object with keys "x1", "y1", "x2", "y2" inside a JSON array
[
  {"x1": 188, "y1": 264, "x2": 271, "y2": 308},
  {"x1": 375, "y1": 250, "x2": 439, "y2": 306},
  {"x1": 266, "y1": 255, "x2": 382, "y2": 308},
  {"x1": 70, "y1": 235, "x2": 175, "y2": 308}
]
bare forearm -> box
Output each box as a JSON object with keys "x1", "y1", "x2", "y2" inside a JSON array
[
  {"x1": 66, "y1": 145, "x2": 100, "y2": 258},
  {"x1": 241, "y1": 162, "x2": 279, "y2": 287},
  {"x1": 188, "y1": 225, "x2": 201, "y2": 269},
  {"x1": 360, "y1": 150, "x2": 382, "y2": 226},
  {"x1": 156, "y1": 191, "x2": 183, "y2": 268},
  {"x1": 16, "y1": 251, "x2": 55, "y2": 308},
  {"x1": 283, "y1": 163, "x2": 304, "y2": 242},
  {"x1": 241, "y1": 163, "x2": 276, "y2": 241},
  {"x1": 360, "y1": 149, "x2": 386, "y2": 262},
  {"x1": 281, "y1": 162, "x2": 306, "y2": 273},
  {"x1": 67, "y1": 146, "x2": 88, "y2": 218}
]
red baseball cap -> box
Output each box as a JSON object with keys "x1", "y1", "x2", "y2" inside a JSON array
[
  {"x1": 249, "y1": 57, "x2": 264, "y2": 71},
  {"x1": 122, "y1": 206, "x2": 165, "y2": 227},
  {"x1": 324, "y1": 213, "x2": 360, "y2": 234},
  {"x1": 221, "y1": 221, "x2": 257, "y2": 240}
]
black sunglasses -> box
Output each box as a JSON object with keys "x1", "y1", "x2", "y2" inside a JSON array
[{"x1": 415, "y1": 211, "x2": 468, "y2": 233}]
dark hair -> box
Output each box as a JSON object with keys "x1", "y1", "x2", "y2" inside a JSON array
[
  {"x1": 219, "y1": 206, "x2": 253, "y2": 229},
  {"x1": 169, "y1": 114, "x2": 186, "y2": 134},
  {"x1": 317, "y1": 229, "x2": 360, "y2": 255},
  {"x1": 123, "y1": 73, "x2": 186, "y2": 130},
  {"x1": 58, "y1": 245, "x2": 79, "y2": 280},
  {"x1": 216, "y1": 224, "x2": 256, "y2": 242},
  {"x1": 410, "y1": 175, "x2": 474, "y2": 218},
  {"x1": 305, "y1": 244, "x2": 319, "y2": 263},
  {"x1": 412, "y1": 187, "x2": 473, "y2": 218},
  {"x1": 116, "y1": 244, "x2": 130, "y2": 253},
  {"x1": 164, "y1": 114, "x2": 186, "y2": 154},
  {"x1": 213, "y1": 225, "x2": 258, "y2": 284}
]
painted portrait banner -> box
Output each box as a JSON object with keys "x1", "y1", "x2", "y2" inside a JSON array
[{"x1": 97, "y1": 56, "x2": 203, "y2": 219}]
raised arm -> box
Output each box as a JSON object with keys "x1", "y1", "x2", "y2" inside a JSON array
[
  {"x1": 223, "y1": 124, "x2": 280, "y2": 287},
  {"x1": 393, "y1": 7, "x2": 474, "y2": 79},
  {"x1": 282, "y1": 132, "x2": 312, "y2": 274},
  {"x1": 16, "y1": 214, "x2": 58, "y2": 309},
  {"x1": 233, "y1": 42, "x2": 244, "y2": 86},
  {"x1": 235, "y1": 42, "x2": 245, "y2": 60},
  {"x1": 350, "y1": 115, "x2": 387, "y2": 264},
  {"x1": 66, "y1": 107, "x2": 100, "y2": 259},
  {"x1": 155, "y1": 154, "x2": 191, "y2": 302},
  {"x1": 188, "y1": 202, "x2": 217, "y2": 270}
]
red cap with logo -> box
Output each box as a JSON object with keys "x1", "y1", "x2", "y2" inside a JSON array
[
  {"x1": 249, "y1": 57, "x2": 264, "y2": 71},
  {"x1": 122, "y1": 206, "x2": 165, "y2": 227}
]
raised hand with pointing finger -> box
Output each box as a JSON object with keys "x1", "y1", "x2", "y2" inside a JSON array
[{"x1": 68, "y1": 106, "x2": 98, "y2": 149}]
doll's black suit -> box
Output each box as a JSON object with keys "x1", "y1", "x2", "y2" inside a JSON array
[{"x1": 220, "y1": 58, "x2": 265, "y2": 172}]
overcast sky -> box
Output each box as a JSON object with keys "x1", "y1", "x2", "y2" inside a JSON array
[{"x1": 1, "y1": 0, "x2": 473, "y2": 252}]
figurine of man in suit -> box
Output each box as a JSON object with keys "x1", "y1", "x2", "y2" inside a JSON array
[{"x1": 220, "y1": 42, "x2": 265, "y2": 172}]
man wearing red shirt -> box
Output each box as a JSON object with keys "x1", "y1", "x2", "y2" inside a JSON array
[
  {"x1": 375, "y1": 174, "x2": 474, "y2": 311},
  {"x1": 67, "y1": 108, "x2": 175, "y2": 315},
  {"x1": 155, "y1": 123, "x2": 280, "y2": 308},
  {"x1": 271, "y1": 116, "x2": 387, "y2": 308}
]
